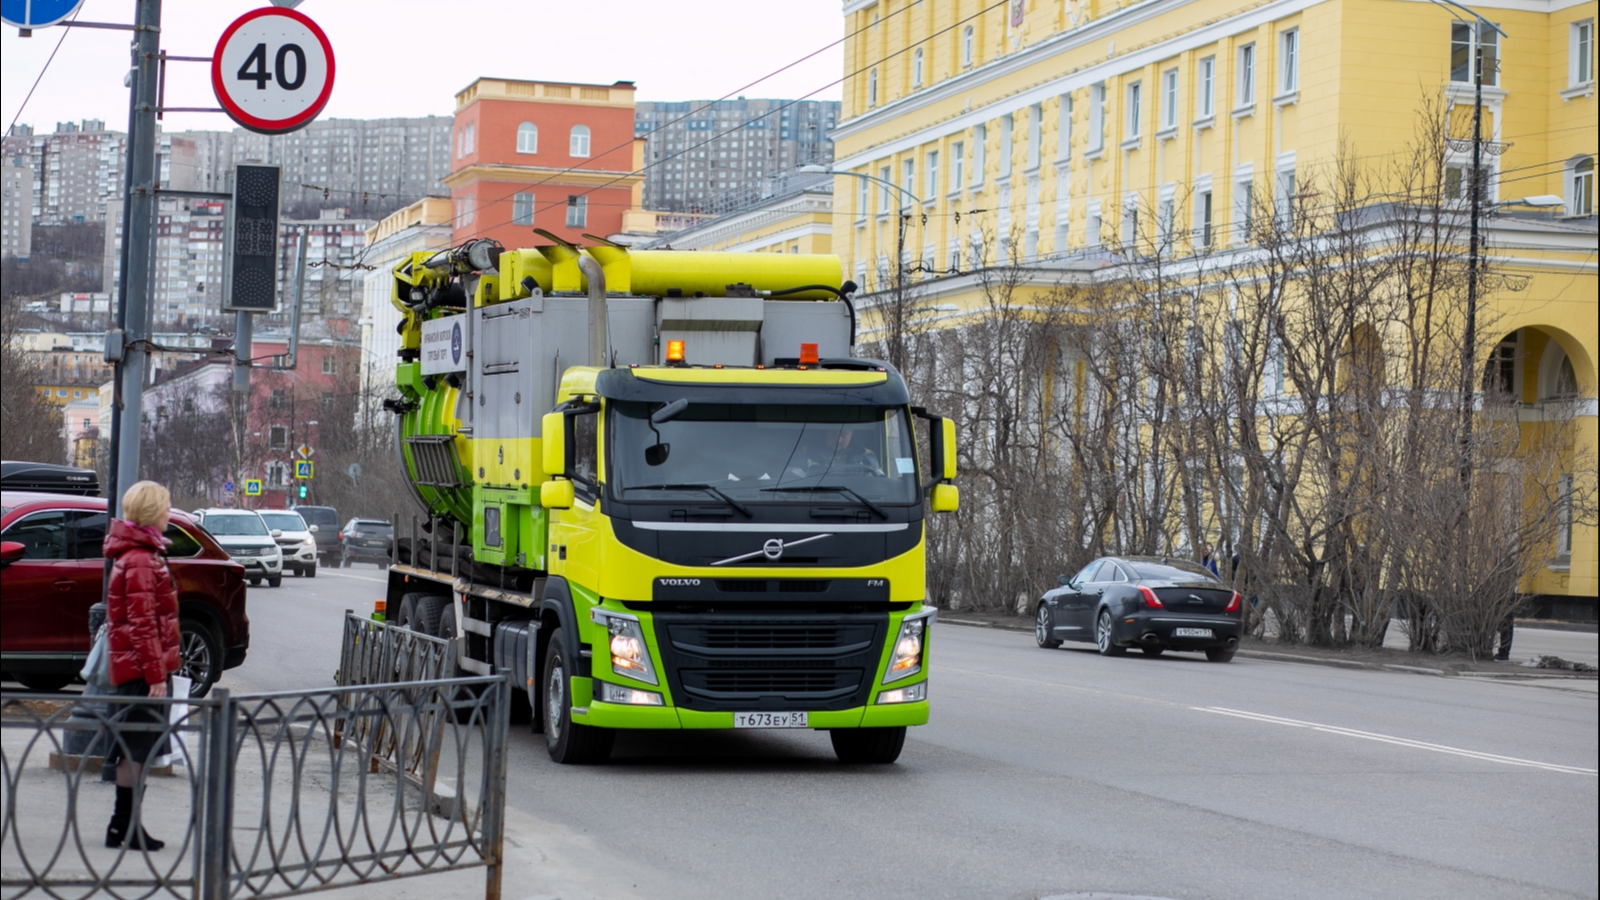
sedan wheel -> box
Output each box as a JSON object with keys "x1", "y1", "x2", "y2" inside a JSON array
[
  {"x1": 179, "y1": 619, "x2": 222, "y2": 697},
  {"x1": 1035, "y1": 604, "x2": 1061, "y2": 648},
  {"x1": 1096, "y1": 610, "x2": 1126, "y2": 656}
]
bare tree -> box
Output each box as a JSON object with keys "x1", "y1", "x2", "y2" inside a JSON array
[{"x1": 0, "y1": 293, "x2": 65, "y2": 462}]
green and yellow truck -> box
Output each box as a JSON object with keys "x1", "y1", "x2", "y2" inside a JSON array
[{"x1": 382, "y1": 234, "x2": 958, "y2": 763}]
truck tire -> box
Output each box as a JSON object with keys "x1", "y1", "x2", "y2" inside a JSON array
[
  {"x1": 830, "y1": 726, "x2": 906, "y2": 764},
  {"x1": 541, "y1": 628, "x2": 613, "y2": 764},
  {"x1": 396, "y1": 593, "x2": 426, "y2": 631},
  {"x1": 417, "y1": 595, "x2": 446, "y2": 636}
]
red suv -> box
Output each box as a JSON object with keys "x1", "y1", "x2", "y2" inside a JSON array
[{"x1": 1, "y1": 490, "x2": 250, "y2": 696}]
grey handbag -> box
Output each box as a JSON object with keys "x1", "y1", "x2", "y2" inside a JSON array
[{"x1": 79, "y1": 624, "x2": 112, "y2": 690}]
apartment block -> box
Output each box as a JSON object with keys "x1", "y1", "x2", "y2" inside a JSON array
[
  {"x1": 635, "y1": 98, "x2": 839, "y2": 212},
  {"x1": 2, "y1": 154, "x2": 32, "y2": 259}
]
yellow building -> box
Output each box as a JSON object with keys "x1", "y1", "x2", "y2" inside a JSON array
[
  {"x1": 645, "y1": 174, "x2": 834, "y2": 254},
  {"x1": 833, "y1": 0, "x2": 1597, "y2": 606}
]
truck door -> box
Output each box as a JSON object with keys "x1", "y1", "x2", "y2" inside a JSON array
[{"x1": 550, "y1": 403, "x2": 602, "y2": 591}]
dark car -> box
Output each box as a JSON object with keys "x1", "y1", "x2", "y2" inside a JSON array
[
  {"x1": 1035, "y1": 556, "x2": 1241, "y2": 662},
  {"x1": 293, "y1": 505, "x2": 341, "y2": 565},
  {"x1": 1, "y1": 490, "x2": 250, "y2": 696},
  {"x1": 339, "y1": 518, "x2": 393, "y2": 567}
]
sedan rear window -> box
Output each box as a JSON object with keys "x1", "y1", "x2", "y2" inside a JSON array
[
  {"x1": 1129, "y1": 560, "x2": 1220, "y2": 583},
  {"x1": 202, "y1": 514, "x2": 268, "y2": 536}
]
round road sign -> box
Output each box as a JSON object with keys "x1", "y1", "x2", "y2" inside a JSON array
[
  {"x1": 211, "y1": 7, "x2": 334, "y2": 135},
  {"x1": 1, "y1": 0, "x2": 87, "y2": 29}
]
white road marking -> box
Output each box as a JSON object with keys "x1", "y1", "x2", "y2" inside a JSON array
[
  {"x1": 313, "y1": 570, "x2": 387, "y2": 584},
  {"x1": 1195, "y1": 706, "x2": 1599, "y2": 776}
]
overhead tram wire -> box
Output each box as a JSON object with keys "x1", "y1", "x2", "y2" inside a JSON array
[
  {"x1": 440, "y1": 0, "x2": 943, "y2": 236},
  {"x1": 5, "y1": 5, "x2": 80, "y2": 135},
  {"x1": 461, "y1": 0, "x2": 1013, "y2": 240}
]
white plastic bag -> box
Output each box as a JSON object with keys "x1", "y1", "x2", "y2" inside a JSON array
[{"x1": 149, "y1": 676, "x2": 192, "y2": 768}]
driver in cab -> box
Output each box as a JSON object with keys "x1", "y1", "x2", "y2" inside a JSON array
[{"x1": 786, "y1": 425, "x2": 881, "y2": 480}]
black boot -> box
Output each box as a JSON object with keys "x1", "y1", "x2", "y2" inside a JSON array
[{"x1": 106, "y1": 786, "x2": 165, "y2": 851}]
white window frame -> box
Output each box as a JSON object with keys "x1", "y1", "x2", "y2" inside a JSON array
[
  {"x1": 1126, "y1": 81, "x2": 1143, "y2": 139},
  {"x1": 1058, "y1": 94, "x2": 1073, "y2": 161},
  {"x1": 962, "y1": 26, "x2": 975, "y2": 67},
  {"x1": 1161, "y1": 69, "x2": 1179, "y2": 130},
  {"x1": 1198, "y1": 56, "x2": 1216, "y2": 119},
  {"x1": 913, "y1": 48, "x2": 925, "y2": 88},
  {"x1": 1572, "y1": 19, "x2": 1595, "y2": 87},
  {"x1": 1556, "y1": 474, "x2": 1574, "y2": 558},
  {"x1": 869, "y1": 69, "x2": 879, "y2": 107},
  {"x1": 1000, "y1": 113, "x2": 1014, "y2": 178},
  {"x1": 857, "y1": 176, "x2": 869, "y2": 221},
  {"x1": 569, "y1": 125, "x2": 590, "y2": 158},
  {"x1": 1571, "y1": 157, "x2": 1595, "y2": 216},
  {"x1": 456, "y1": 194, "x2": 475, "y2": 227},
  {"x1": 1027, "y1": 103, "x2": 1043, "y2": 170},
  {"x1": 951, "y1": 141, "x2": 965, "y2": 194},
  {"x1": 1279, "y1": 28, "x2": 1299, "y2": 94},
  {"x1": 879, "y1": 165, "x2": 893, "y2": 212},
  {"x1": 901, "y1": 158, "x2": 916, "y2": 209},
  {"x1": 973, "y1": 123, "x2": 987, "y2": 186},
  {"x1": 1195, "y1": 181, "x2": 1215, "y2": 248},
  {"x1": 513, "y1": 191, "x2": 535, "y2": 226},
  {"x1": 926, "y1": 150, "x2": 939, "y2": 201},
  {"x1": 1275, "y1": 159, "x2": 1297, "y2": 228},
  {"x1": 1451, "y1": 23, "x2": 1500, "y2": 87},
  {"x1": 1233, "y1": 167, "x2": 1254, "y2": 244},
  {"x1": 517, "y1": 122, "x2": 538, "y2": 154},
  {"x1": 1237, "y1": 44, "x2": 1256, "y2": 107},
  {"x1": 565, "y1": 194, "x2": 587, "y2": 228},
  {"x1": 1088, "y1": 82, "x2": 1106, "y2": 153}
]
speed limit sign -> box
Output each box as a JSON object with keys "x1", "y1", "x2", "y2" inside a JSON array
[{"x1": 211, "y1": 7, "x2": 335, "y2": 135}]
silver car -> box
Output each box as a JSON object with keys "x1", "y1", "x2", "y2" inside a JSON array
[
  {"x1": 259, "y1": 510, "x2": 319, "y2": 577},
  {"x1": 195, "y1": 509, "x2": 283, "y2": 587}
]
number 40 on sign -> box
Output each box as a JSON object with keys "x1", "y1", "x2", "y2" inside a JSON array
[{"x1": 211, "y1": 6, "x2": 335, "y2": 136}]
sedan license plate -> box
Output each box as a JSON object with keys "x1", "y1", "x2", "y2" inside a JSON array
[
  {"x1": 733, "y1": 711, "x2": 808, "y2": 729},
  {"x1": 1173, "y1": 627, "x2": 1214, "y2": 638}
]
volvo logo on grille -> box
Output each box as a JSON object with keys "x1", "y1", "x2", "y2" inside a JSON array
[
  {"x1": 712, "y1": 532, "x2": 833, "y2": 566},
  {"x1": 659, "y1": 578, "x2": 701, "y2": 586},
  {"x1": 763, "y1": 539, "x2": 785, "y2": 560}
]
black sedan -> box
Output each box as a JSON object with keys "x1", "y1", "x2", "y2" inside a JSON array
[{"x1": 1035, "y1": 556, "x2": 1241, "y2": 661}]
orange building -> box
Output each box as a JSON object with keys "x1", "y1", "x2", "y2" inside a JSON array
[{"x1": 445, "y1": 78, "x2": 645, "y2": 248}]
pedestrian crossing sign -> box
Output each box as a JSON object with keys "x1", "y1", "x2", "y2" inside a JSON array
[
  {"x1": 295, "y1": 460, "x2": 313, "y2": 479},
  {"x1": 244, "y1": 479, "x2": 263, "y2": 497}
]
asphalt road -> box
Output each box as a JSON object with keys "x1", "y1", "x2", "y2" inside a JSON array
[{"x1": 229, "y1": 570, "x2": 1599, "y2": 900}]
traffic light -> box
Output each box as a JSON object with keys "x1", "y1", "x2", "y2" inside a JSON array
[{"x1": 298, "y1": 484, "x2": 308, "y2": 499}]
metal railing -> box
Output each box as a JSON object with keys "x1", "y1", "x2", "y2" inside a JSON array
[{"x1": 2, "y1": 678, "x2": 508, "y2": 899}]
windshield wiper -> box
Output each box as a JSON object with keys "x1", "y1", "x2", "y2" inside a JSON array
[
  {"x1": 759, "y1": 485, "x2": 888, "y2": 519},
  {"x1": 624, "y1": 483, "x2": 752, "y2": 518}
]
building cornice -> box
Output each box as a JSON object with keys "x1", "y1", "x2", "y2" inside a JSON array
[
  {"x1": 442, "y1": 164, "x2": 642, "y2": 191},
  {"x1": 648, "y1": 190, "x2": 834, "y2": 248}
]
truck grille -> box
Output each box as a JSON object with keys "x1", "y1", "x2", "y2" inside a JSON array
[{"x1": 651, "y1": 612, "x2": 886, "y2": 712}]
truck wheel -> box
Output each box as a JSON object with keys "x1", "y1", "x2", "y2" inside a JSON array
[
  {"x1": 395, "y1": 593, "x2": 423, "y2": 631},
  {"x1": 830, "y1": 726, "x2": 906, "y2": 764},
  {"x1": 1035, "y1": 604, "x2": 1061, "y2": 648},
  {"x1": 541, "y1": 628, "x2": 613, "y2": 764},
  {"x1": 1096, "y1": 610, "x2": 1127, "y2": 656},
  {"x1": 417, "y1": 595, "x2": 446, "y2": 635},
  {"x1": 437, "y1": 604, "x2": 458, "y2": 643}
]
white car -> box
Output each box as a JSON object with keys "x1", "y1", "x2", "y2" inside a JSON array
[
  {"x1": 259, "y1": 509, "x2": 319, "y2": 578},
  {"x1": 194, "y1": 509, "x2": 283, "y2": 587}
]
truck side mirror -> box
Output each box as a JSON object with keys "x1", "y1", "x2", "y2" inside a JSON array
[
  {"x1": 541, "y1": 411, "x2": 566, "y2": 478},
  {"x1": 541, "y1": 479, "x2": 575, "y2": 510},
  {"x1": 929, "y1": 483, "x2": 959, "y2": 513},
  {"x1": 939, "y1": 417, "x2": 957, "y2": 481}
]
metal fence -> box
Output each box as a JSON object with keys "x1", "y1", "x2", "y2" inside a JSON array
[{"x1": 2, "y1": 663, "x2": 508, "y2": 900}]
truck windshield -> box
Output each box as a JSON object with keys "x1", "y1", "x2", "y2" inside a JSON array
[{"x1": 609, "y1": 402, "x2": 920, "y2": 505}]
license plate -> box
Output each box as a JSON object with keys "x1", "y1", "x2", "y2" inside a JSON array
[
  {"x1": 733, "y1": 711, "x2": 808, "y2": 729},
  {"x1": 1173, "y1": 627, "x2": 1213, "y2": 638}
]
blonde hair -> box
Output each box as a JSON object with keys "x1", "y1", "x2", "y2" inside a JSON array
[{"x1": 121, "y1": 481, "x2": 171, "y2": 527}]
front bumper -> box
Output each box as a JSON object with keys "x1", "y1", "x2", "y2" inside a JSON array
[
  {"x1": 236, "y1": 556, "x2": 282, "y2": 575},
  {"x1": 575, "y1": 691, "x2": 929, "y2": 730},
  {"x1": 281, "y1": 545, "x2": 317, "y2": 566},
  {"x1": 1118, "y1": 611, "x2": 1241, "y2": 648}
]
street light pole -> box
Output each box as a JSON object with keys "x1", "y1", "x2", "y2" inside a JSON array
[
  {"x1": 1425, "y1": 0, "x2": 1507, "y2": 486},
  {"x1": 799, "y1": 165, "x2": 924, "y2": 292}
]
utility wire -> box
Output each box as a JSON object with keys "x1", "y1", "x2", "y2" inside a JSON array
[{"x1": 5, "y1": 7, "x2": 79, "y2": 135}]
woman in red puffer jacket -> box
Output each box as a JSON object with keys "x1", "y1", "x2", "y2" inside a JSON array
[{"x1": 102, "y1": 480, "x2": 182, "y2": 852}]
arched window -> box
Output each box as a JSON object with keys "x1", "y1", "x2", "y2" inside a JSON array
[
  {"x1": 1540, "y1": 341, "x2": 1583, "y2": 400},
  {"x1": 1570, "y1": 156, "x2": 1594, "y2": 216},
  {"x1": 517, "y1": 122, "x2": 538, "y2": 154},
  {"x1": 868, "y1": 69, "x2": 879, "y2": 107},
  {"x1": 569, "y1": 125, "x2": 590, "y2": 158},
  {"x1": 913, "y1": 48, "x2": 924, "y2": 88},
  {"x1": 962, "y1": 26, "x2": 975, "y2": 67}
]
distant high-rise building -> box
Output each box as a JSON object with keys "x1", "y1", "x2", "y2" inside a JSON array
[
  {"x1": 1, "y1": 120, "x2": 127, "y2": 226},
  {"x1": 232, "y1": 116, "x2": 454, "y2": 217},
  {"x1": 272, "y1": 208, "x2": 377, "y2": 333},
  {"x1": 634, "y1": 98, "x2": 838, "y2": 212},
  {"x1": 2, "y1": 154, "x2": 33, "y2": 259}
]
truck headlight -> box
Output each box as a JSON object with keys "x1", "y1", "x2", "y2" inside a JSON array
[
  {"x1": 877, "y1": 682, "x2": 927, "y2": 704},
  {"x1": 883, "y1": 612, "x2": 933, "y2": 683},
  {"x1": 590, "y1": 609, "x2": 658, "y2": 686},
  {"x1": 599, "y1": 681, "x2": 664, "y2": 706}
]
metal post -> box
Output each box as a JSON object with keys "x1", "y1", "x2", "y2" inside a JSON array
[
  {"x1": 281, "y1": 227, "x2": 307, "y2": 371},
  {"x1": 1459, "y1": 27, "x2": 1485, "y2": 486},
  {"x1": 199, "y1": 687, "x2": 233, "y2": 900},
  {"x1": 233, "y1": 310, "x2": 252, "y2": 392},
  {"x1": 483, "y1": 673, "x2": 510, "y2": 900},
  {"x1": 110, "y1": 0, "x2": 162, "y2": 516}
]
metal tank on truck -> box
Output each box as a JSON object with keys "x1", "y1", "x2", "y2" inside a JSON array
[{"x1": 382, "y1": 230, "x2": 959, "y2": 764}]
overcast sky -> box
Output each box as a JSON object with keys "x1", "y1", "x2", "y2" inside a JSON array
[{"x1": 2, "y1": 0, "x2": 845, "y2": 134}]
